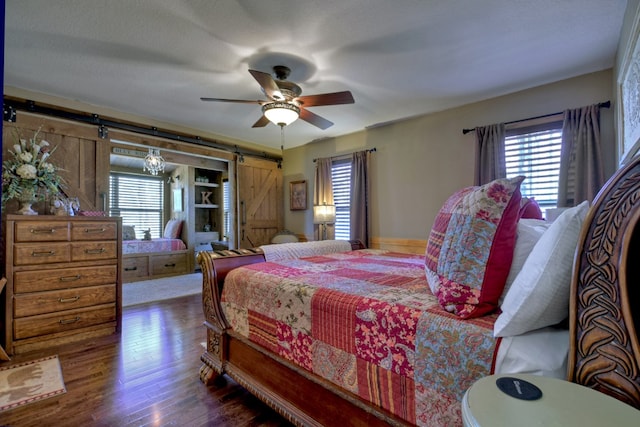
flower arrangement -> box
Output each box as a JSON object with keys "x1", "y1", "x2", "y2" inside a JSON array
[{"x1": 2, "y1": 127, "x2": 64, "y2": 209}]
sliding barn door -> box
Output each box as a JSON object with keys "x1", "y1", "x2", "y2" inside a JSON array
[
  {"x1": 2, "y1": 113, "x2": 110, "y2": 213},
  {"x1": 237, "y1": 157, "x2": 283, "y2": 249}
]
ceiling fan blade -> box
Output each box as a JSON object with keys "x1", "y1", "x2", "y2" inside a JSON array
[
  {"x1": 299, "y1": 108, "x2": 333, "y2": 130},
  {"x1": 200, "y1": 97, "x2": 263, "y2": 104},
  {"x1": 249, "y1": 69, "x2": 284, "y2": 101},
  {"x1": 251, "y1": 115, "x2": 270, "y2": 128},
  {"x1": 296, "y1": 91, "x2": 354, "y2": 107}
]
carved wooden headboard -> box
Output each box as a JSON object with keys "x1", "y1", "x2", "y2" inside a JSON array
[{"x1": 568, "y1": 153, "x2": 640, "y2": 409}]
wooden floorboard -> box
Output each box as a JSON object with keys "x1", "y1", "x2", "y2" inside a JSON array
[{"x1": 0, "y1": 294, "x2": 294, "y2": 427}]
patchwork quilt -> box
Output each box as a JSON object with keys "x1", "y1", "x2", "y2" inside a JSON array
[{"x1": 221, "y1": 249, "x2": 500, "y2": 427}]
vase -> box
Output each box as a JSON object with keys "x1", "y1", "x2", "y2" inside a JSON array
[{"x1": 16, "y1": 188, "x2": 38, "y2": 215}]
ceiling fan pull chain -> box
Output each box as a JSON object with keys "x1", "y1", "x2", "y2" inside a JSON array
[{"x1": 280, "y1": 124, "x2": 285, "y2": 153}]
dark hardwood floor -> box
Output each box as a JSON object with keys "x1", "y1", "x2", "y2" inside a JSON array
[{"x1": 0, "y1": 294, "x2": 294, "y2": 427}]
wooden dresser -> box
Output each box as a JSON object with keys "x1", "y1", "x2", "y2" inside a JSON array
[{"x1": 3, "y1": 215, "x2": 122, "y2": 355}]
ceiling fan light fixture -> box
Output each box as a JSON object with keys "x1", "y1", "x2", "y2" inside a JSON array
[{"x1": 263, "y1": 102, "x2": 300, "y2": 127}]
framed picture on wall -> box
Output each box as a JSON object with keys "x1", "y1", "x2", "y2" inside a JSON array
[
  {"x1": 618, "y1": 3, "x2": 640, "y2": 165},
  {"x1": 172, "y1": 188, "x2": 183, "y2": 212},
  {"x1": 290, "y1": 180, "x2": 307, "y2": 211}
]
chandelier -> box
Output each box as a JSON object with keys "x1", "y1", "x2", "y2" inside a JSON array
[
  {"x1": 143, "y1": 148, "x2": 166, "y2": 175},
  {"x1": 262, "y1": 102, "x2": 300, "y2": 127}
]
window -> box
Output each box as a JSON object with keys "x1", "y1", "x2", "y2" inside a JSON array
[
  {"x1": 109, "y1": 173, "x2": 164, "y2": 238},
  {"x1": 331, "y1": 160, "x2": 351, "y2": 240},
  {"x1": 505, "y1": 120, "x2": 563, "y2": 211}
]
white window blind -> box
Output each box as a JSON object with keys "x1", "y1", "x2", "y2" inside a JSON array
[
  {"x1": 109, "y1": 173, "x2": 164, "y2": 238},
  {"x1": 505, "y1": 121, "x2": 563, "y2": 210},
  {"x1": 223, "y1": 179, "x2": 230, "y2": 240},
  {"x1": 331, "y1": 160, "x2": 351, "y2": 240}
]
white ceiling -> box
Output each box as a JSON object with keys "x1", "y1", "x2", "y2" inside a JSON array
[{"x1": 4, "y1": 0, "x2": 627, "y2": 151}]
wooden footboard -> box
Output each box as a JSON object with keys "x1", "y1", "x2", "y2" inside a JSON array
[{"x1": 197, "y1": 241, "x2": 410, "y2": 426}]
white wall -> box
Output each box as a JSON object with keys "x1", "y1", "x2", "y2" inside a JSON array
[{"x1": 283, "y1": 70, "x2": 615, "y2": 241}]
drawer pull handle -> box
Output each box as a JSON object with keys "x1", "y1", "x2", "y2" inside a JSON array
[
  {"x1": 124, "y1": 266, "x2": 138, "y2": 271},
  {"x1": 84, "y1": 248, "x2": 106, "y2": 254},
  {"x1": 84, "y1": 227, "x2": 106, "y2": 234},
  {"x1": 59, "y1": 317, "x2": 80, "y2": 325},
  {"x1": 31, "y1": 228, "x2": 56, "y2": 234},
  {"x1": 58, "y1": 296, "x2": 80, "y2": 303},
  {"x1": 60, "y1": 275, "x2": 82, "y2": 282},
  {"x1": 164, "y1": 263, "x2": 176, "y2": 268},
  {"x1": 32, "y1": 250, "x2": 55, "y2": 257}
]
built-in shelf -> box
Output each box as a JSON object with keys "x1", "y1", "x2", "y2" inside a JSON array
[
  {"x1": 190, "y1": 167, "x2": 224, "y2": 270},
  {"x1": 194, "y1": 182, "x2": 219, "y2": 188}
]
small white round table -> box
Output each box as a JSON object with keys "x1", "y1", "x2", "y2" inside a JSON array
[{"x1": 462, "y1": 374, "x2": 640, "y2": 427}]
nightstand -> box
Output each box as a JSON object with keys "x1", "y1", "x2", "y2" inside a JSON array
[{"x1": 462, "y1": 374, "x2": 640, "y2": 426}]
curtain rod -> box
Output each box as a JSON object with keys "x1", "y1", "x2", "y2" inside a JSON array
[
  {"x1": 462, "y1": 100, "x2": 611, "y2": 135},
  {"x1": 313, "y1": 147, "x2": 377, "y2": 163}
]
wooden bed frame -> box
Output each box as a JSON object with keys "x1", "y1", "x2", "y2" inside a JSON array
[{"x1": 197, "y1": 156, "x2": 640, "y2": 426}]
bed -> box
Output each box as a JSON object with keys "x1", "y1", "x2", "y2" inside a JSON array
[
  {"x1": 197, "y1": 155, "x2": 640, "y2": 426},
  {"x1": 122, "y1": 219, "x2": 190, "y2": 282}
]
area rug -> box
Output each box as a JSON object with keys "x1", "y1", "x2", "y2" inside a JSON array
[
  {"x1": 122, "y1": 272, "x2": 202, "y2": 307},
  {"x1": 0, "y1": 355, "x2": 66, "y2": 412}
]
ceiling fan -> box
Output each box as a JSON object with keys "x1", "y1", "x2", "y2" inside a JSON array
[{"x1": 200, "y1": 65, "x2": 355, "y2": 130}]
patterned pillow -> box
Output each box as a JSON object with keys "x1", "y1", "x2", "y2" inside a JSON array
[
  {"x1": 425, "y1": 176, "x2": 524, "y2": 318},
  {"x1": 122, "y1": 225, "x2": 136, "y2": 240},
  {"x1": 163, "y1": 219, "x2": 183, "y2": 239}
]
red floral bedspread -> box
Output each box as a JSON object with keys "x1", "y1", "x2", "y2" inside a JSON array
[{"x1": 222, "y1": 249, "x2": 500, "y2": 426}]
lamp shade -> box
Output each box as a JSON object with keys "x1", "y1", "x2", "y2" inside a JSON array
[
  {"x1": 313, "y1": 204, "x2": 336, "y2": 224},
  {"x1": 262, "y1": 102, "x2": 300, "y2": 126}
]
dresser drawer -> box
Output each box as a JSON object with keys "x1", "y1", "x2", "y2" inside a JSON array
[
  {"x1": 71, "y1": 241, "x2": 118, "y2": 261},
  {"x1": 122, "y1": 256, "x2": 149, "y2": 280},
  {"x1": 14, "y1": 242, "x2": 71, "y2": 265},
  {"x1": 14, "y1": 265, "x2": 118, "y2": 293},
  {"x1": 71, "y1": 222, "x2": 118, "y2": 241},
  {"x1": 151, "y1": 253, "x2": 188, "y2": 276},
  {"x1": 14, "y1": 221, "x2": 70, "y2": 242},
  {"x1": 13, "y1": 304, "x2": 116, "y2": 339},
  {"x1": 14, "y1": 284, "x2": 116, "y2": 317}
]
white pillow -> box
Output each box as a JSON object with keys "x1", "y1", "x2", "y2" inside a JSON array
[
  {"x1": 499, "y1": 219, "x2": 552, "y2": 305},
  {"x1": 494, "y1": 201, "x2": 589, "y2": 337}
]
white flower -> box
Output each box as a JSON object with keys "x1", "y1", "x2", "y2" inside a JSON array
[
  {"x1": 40, "y1": 140, "x2": 50, "y2": 147},
  {"x1": 13, "y1": 144, "x2": 21, "y2": 154},
  {"x1": 18, "y1": 152, "x2": 33, "y2": 163},
  {"x1": 42, "y1": 163, "x2": 55, "y2": 173},
  {"x1": 16, "y1": 164, "x2": 38, "y2": 179}
]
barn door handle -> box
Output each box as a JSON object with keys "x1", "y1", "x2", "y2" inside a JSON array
[{"x1": 241, "y1": 200, "x2": 246, "y2": 225}]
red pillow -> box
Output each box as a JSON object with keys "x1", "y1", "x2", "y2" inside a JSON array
[
  {"x1": 425, "y1": 176, "x2": 524, "y2": 318},
  {"x1": 163, "y1": 219, "x2": 183, "y2": 239},
  {"x1": 519, "y1": 197, "x2": 543, "y2": 220}
]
